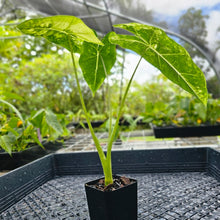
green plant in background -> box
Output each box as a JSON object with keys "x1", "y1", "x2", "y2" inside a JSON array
[
  {"x1": 206, "y1": 97, "x2": 220, "y2": 124},
  {"x1": 171, "y1": 95, "x2": 206, "y2": 126},
  {"x1": 68, "y1": 108, "x2": 107, "y2": 130},
  {"x1": 121, "y1": 114, "x2": 143, "y2": 131},
  {"x1": 29, "y1": 108, "x2": 70, "y2": 142},
  {"x1": 138, "y1": 75, "x2": 220, "y2": 127},
  {"x1": 143, "y1": 94, "x2": 220, "y2": 127},
  {"x1": 0, "y1": 25, "x2": 22, "y2": 61},
  {"x1": 0, "y1": 51, "x2": 111, "y2": 115},
  {"x1": 17, "y1": 15, "x2": 207, "y2": 186},
  {"x1": 0, "y1": 99, "x2": 43, "y2": 154},
  {"x1": 142, "y1": 101, "x2": 176, "y2": 127},
  {"x1": 0, "y1": 99, "x2": 70, "y2": 154}
]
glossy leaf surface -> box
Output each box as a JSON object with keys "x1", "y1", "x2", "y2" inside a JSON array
[
  {"x1": 79, "y1": 32, "x2": 116, "y2": 94},
  {"x1": 109, "y1": 23, "x2": 207, "y2": 105},
  {"x1": 17, "y1": 15, "x2": 103, "y2": 53}
]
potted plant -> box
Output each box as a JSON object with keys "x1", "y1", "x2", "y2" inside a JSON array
[
  {"x1": 0, "y1": 98, "x2": 71, "y2": 171},
  {"x1": 17, "y1": 15, "x2": 207, "y2": 219},
  {"x1": 146, "y1": 94, "x2": 220, "y2": 138}
]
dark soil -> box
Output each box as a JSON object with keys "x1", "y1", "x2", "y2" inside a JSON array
[{"x1": 92, "y1": 176, "x2": 134, "y2": 192}]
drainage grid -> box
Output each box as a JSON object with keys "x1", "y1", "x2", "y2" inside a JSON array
[
  {"x1": 0, "y1": 146, "x2": 220, "y2": 219},
  {"x1": 0, "y1": 172, "x2": 220, "y2": 219},
  {"x1": 59, "y1": 130, "x2": 220, "y2": 153}
]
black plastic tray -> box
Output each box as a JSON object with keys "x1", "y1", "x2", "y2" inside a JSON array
[
  {"x1": 0, "y1": 147, "x2": 220, "y2": 214},
  {"x1": 0, "y1": 141, "x2": 63, "y2": 171},
  {"x1": 153, "y1": 124, "x2": 220, "y2": 138}
]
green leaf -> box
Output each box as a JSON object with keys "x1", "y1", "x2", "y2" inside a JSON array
[
  {"x1": 24, "y1": 124, "x2": 44, "y2": 149},
  {"x1": 0, "y1": 99, "x2": 24, "y2": 123},
  {"x1": 0, "y1": 135, "x2": 13, "y2": 155},
  {"x1": 30, "y1": 109, "x2": 45, "y2": 128},
  {"x1": 7, "y1": 127, "x2": 20, "y2": 137},
  {"x1": 2, "y1": 92, "x2": 24, "y2": 101},
  {"x1": 31, "y1": 133, "x2": 44, "y2": 149},
  {"x1": 8, "y1": 117, "x2": 20, "y2": 128},
  {"x1": 17, "y1": 15, "x2": 103, "y2": 53},
  {"x1": 194, "y1": 103, "x2": 206, "y2": 121},
  {"x1": 45, "y1": 109, "x2": 63, "y2": 135},
  {"x1": 79, "y1": 32, "x2": 116, "y2": 94},
  {"x1": 41, "y1": 117, "x2": 49, "y2": 138},
  {"x1": 109, "y1": 23, "x2": 208, "y2": 105},
  {"x1": 23, "y1": 124, "x2": 34, "y2": 137}
]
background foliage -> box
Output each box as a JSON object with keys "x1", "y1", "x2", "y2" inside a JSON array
[{"x1": 1, "y1": 7, "x2": 220, "y2": 153}]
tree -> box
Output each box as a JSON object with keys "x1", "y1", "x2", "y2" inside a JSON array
[
  {"x1": 178, "y1": 7, "x2": 209, "y2": 50},
  {"x1": 207, "y1": 76, "x2": 220, "y2": 98},
  {"x1": 0, "y1": 53, "x2": 99, "y2": 114},
  {"x1": 213, "y1": 27, "x2": 220, "y2": 62},
  {"x1": 108, "y1": 0, "x2": 153, "y2": 22}
]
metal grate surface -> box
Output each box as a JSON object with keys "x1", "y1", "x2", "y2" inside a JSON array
[
  {"x1": 59, "y1": 131, "x2": 220, "y2": 153},
  {"x1": 0, "y1": 173, "x2": 220, "y2": 219}
]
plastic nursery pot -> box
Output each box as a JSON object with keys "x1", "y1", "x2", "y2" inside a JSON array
[
  {"x1": 85, "y1": 175, "x2": 137, "y2": 220},
  {"x1": 114, "y1": 138, "x2": 123, "y2": 145}
]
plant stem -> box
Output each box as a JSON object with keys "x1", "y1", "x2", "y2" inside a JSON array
[
  {"x1": 69, "y1": 49, "x2": 106, "y2": 172},
  {"x1": 37, "y1": 128, "x2": 42, "y2": 143},
  {"x1": 100, "y1": 56, "x2": 113, "y2": 185},
  {"x1": 106, "y1": 56, "x2": 143, "y2": 169}
]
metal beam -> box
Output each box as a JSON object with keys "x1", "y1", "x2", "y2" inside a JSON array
[{"x1": 78, "y1": 13, "x2": 107, "y2": 19}]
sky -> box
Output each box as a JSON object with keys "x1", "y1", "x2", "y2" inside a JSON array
[
  {"x1": 145, "y1": 0, "x2": 220, "y2": 16},
  {"x1": 123, "y1": 0, "x2": 220, "y2": 84},
  {"x1": 123, "y1": 54, "x2": 160, "y2": 83}
]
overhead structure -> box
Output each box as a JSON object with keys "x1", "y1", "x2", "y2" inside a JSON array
[{"x1": 0, "y1": 0, "x2": 220, "y2": 79}]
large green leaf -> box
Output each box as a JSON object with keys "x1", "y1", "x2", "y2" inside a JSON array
[
  {"x1": 79, "y1": 32, "x2": 116, "y2": 94},
  {"x1": 17, "y1": 15, "x2": 103, "y2": 53},
  {"x1": 109, "y1": 23, "x2": 208, "y2": 105}
]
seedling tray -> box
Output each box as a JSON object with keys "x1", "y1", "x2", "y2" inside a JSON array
[{"x1": 0, "y1": 147, "x2": 220, "y2": 219}]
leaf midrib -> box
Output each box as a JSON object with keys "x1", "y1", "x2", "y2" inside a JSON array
[
  {"x1": 136, "y1": 34, "x2": 201, "y2": 101},
  {"x1": 94, "y1": 50, "x2": 100, "y2": 87}
]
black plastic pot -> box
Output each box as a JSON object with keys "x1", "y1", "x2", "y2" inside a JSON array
[
  {"x1": 114, "y1": 138, "x2": 123, "y2": 145},
  {"x1": 85, "y1": 176, "x2": 137, "y2": 220},
  {"x1": 153, "y1": 124, "x2": 220, "y2": 138}
]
